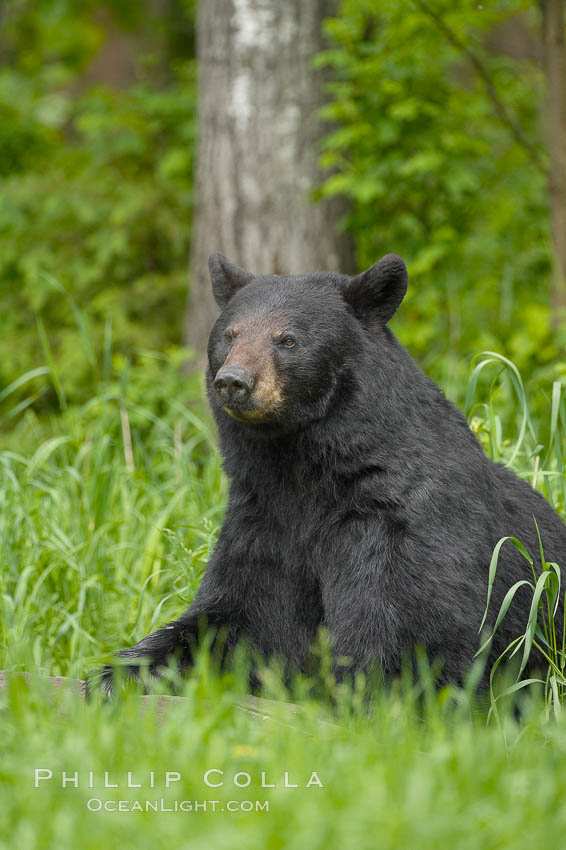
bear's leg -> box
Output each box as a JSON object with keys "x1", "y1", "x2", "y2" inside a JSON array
[{"x1": 318, "y1": 530, "x2": 407, "y2": 684}]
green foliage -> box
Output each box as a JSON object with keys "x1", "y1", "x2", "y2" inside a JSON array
[
  {"x1": 319, "y1": 0, "x2": 560, "y2": 398},
  {"x1": 476, "y1": 529, "x2": 566, "y2": 722},
  {"x1": 0, "y1": 1, "x2": 196, "y2": 410},
  {"x1": 465, "y1": 351, "x2": 566, "y2": 514},
  {"x1": 460, "y1": 355, "x2": 566, "y2": 716}
]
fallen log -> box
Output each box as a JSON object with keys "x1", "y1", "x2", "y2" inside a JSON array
[{"x1": 0, "y1": 670, "x2": 298, "y2": 721}]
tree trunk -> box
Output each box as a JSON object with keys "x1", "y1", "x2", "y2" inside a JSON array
[
  {"x1": 185, "y1": 0, "x2": 355, "y2": 360},
  {"x1": 541, "y1": 0, "x2": 566, "y2": 328}
]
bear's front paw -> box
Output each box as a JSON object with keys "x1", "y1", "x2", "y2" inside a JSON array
[
  {"x1": 85, "y1": 657, "x2": 151, "y2": 699},
  {"x1": 84, "y1": 663, "x2": 119, "y2": 699}
]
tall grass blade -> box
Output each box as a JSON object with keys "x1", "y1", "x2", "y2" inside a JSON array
[
  {"x1": 36, "y1": 316, "x2": 66, "y2": 410},
  {"x1": 479, "y1": 536, "x2": 533, "y2": 633}
]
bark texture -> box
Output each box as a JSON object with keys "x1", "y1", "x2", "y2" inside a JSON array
[
  {"x1": 185, "y1": 0, "x2": 354, "y2": 359},
  {"x1": 541, "y1": 0, "x2": 566, "y2": 327}
]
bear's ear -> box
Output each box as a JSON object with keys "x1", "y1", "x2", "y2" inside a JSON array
[
  {"x1": 343, "y1": 254, "x2": 408, "y2": 326},
  {"x1": 208, "y1": 253, "x2": 255, "y2": 307}
]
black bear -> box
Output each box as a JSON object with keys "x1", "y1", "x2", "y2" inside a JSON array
[{"x1": 100, "y1": 252, "x2": 566, "y2": 692}]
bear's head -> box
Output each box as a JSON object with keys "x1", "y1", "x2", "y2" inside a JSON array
[{"x1": 206, "y1": 252, "x2": 408, "y2": 433}]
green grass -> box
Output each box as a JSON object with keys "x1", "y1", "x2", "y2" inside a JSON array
[
  {"x1": 2, "y1": 351, "x2": 566, "y2": 848},
  {"x1": 4, "y1": 673, "x2": 566, "y2": 850}
]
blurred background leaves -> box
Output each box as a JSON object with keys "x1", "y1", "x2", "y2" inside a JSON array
[{"x1": 0, "y1": 0, "x2": 196, "y2": 417}]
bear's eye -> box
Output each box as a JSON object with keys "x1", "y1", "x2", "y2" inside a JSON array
[
  {"x1": 280, "y1": 336, "x2": 296, "y2": 348},
  {"x1": 224, "y1": 331, "x2": 233, "y2": 344}
]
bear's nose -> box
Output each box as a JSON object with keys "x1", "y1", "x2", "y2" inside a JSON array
[{"x1": 214, "y1": 366, "x2": 255, "y2": 404}]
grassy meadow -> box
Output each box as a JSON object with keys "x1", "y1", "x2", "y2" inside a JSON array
[{"x1": 1, "y1": 349, "x2": 566, "y2": 848}]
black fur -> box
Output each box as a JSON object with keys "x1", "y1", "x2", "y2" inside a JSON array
[{"x1": 97, "y1": 254, "x2": 566, "y2": 693}]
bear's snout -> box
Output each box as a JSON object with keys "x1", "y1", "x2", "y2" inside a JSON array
[{"x1": 214, "y1": 366, "x2": 255, "y2": 405}]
